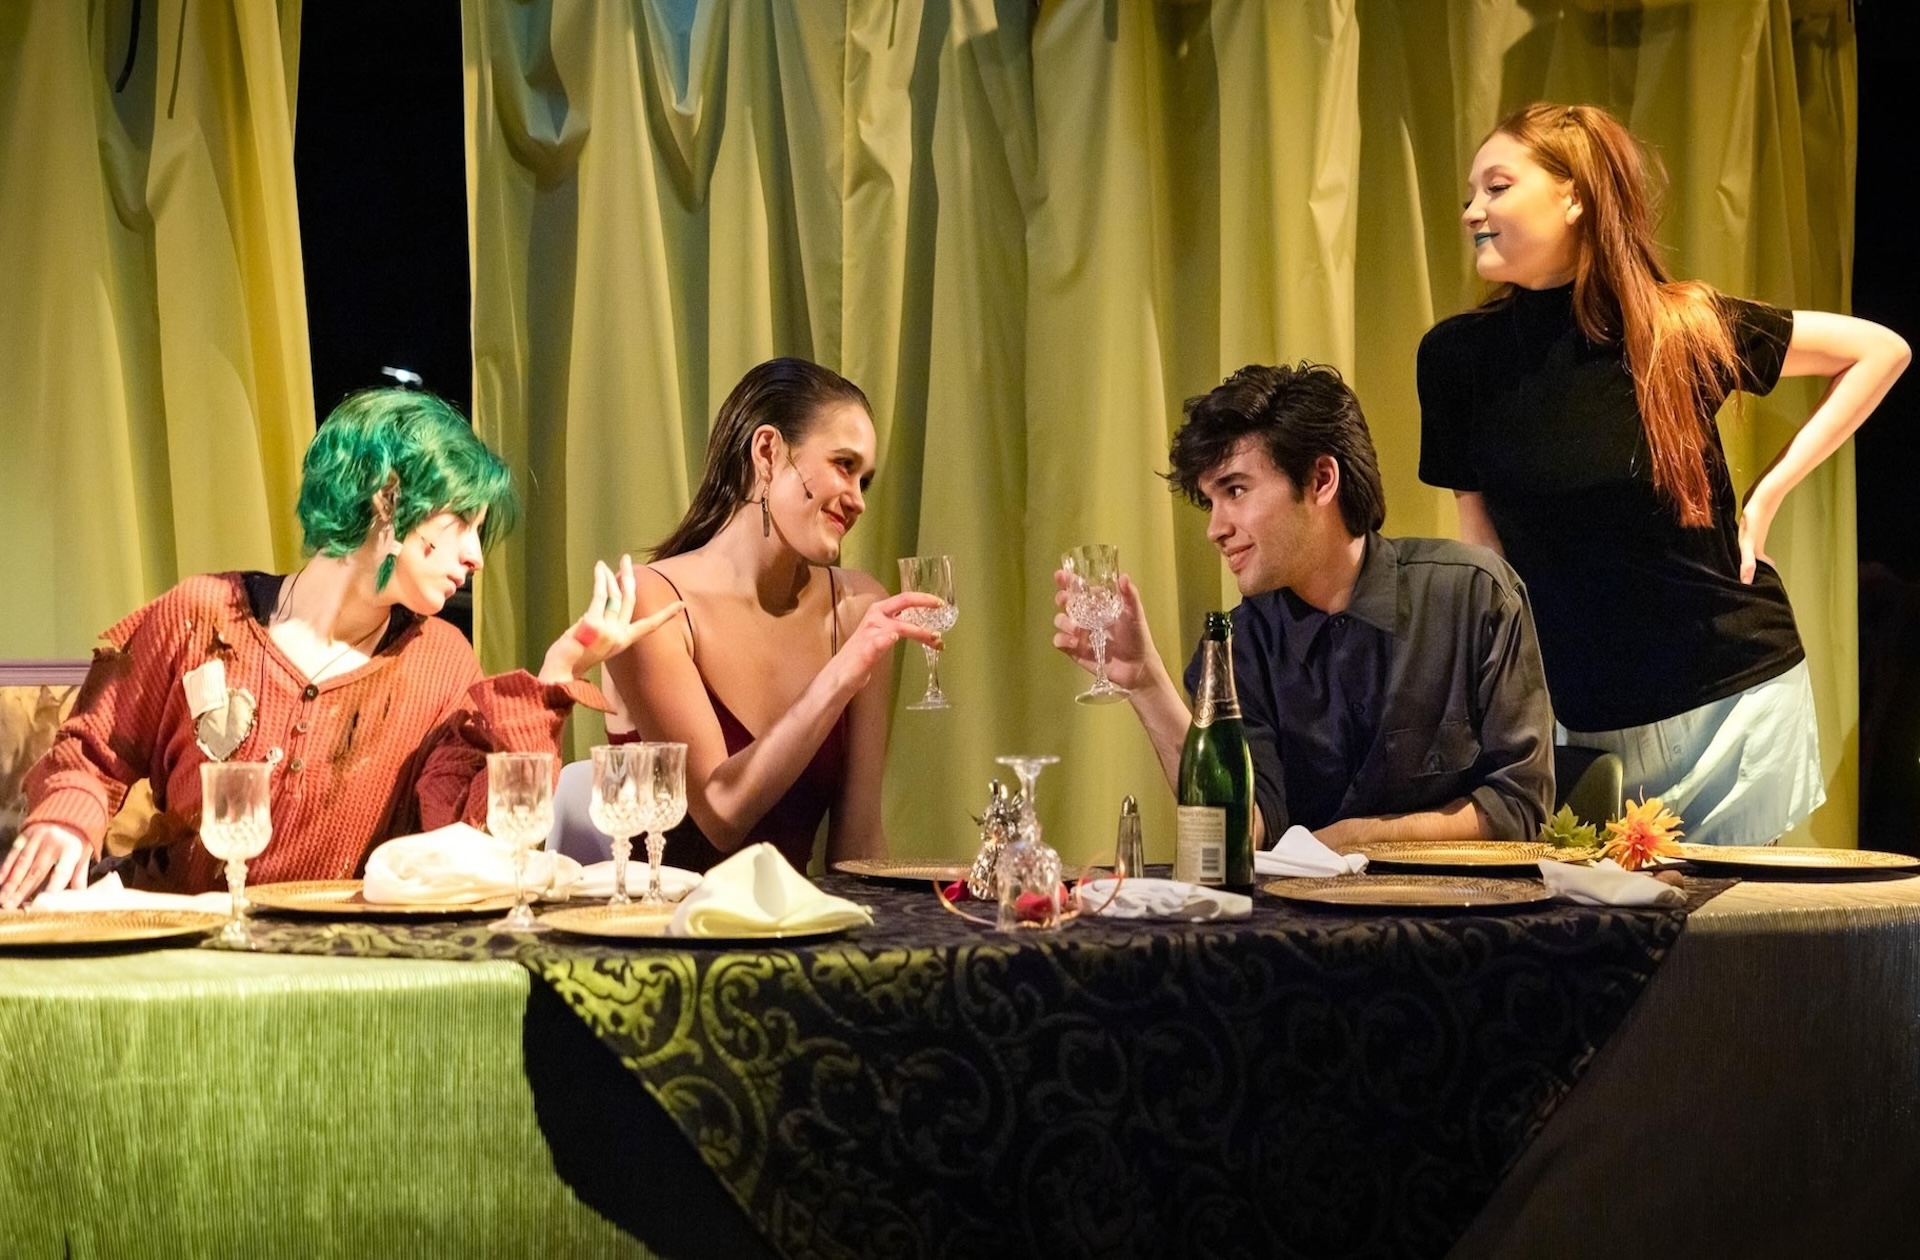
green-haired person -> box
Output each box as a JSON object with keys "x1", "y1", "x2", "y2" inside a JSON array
[{"x1": 1, "y1": 389, "x2": 679, "y2": 906}]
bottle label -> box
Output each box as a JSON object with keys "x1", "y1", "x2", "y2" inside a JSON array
[
  {"x1": 1191, "y1": 638, "x2": 1242, "y2": 727},
  {"x1": 1175, "y1": 806, "x2": 1227, "y2": 885}
]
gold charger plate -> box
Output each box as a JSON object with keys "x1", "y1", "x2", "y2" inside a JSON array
[
  {"x1": 1360, "y1": 840, "x2": 1564, "y2": 871},
  {"x1": 0, "y1": 909, "x2": 227, "y2": 949},
  {"x1": 1673, "y1": 843, "x2": 1920, "y2": 873},
  {"x1": 1262, "y1": 874, "x2": 1552, "y2": 912},
  {"x1": 247, "y1": 880, "x2": 518, "y2": 917},
  {"x1": 831, "y1": 857, "x2": 971, "y2": 883},
  {"x1": 541, "y1": 903, "x2": 855, "y2": 945}
]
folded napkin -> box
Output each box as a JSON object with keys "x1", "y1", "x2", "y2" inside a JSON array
[
  {"x1": 1254, "y1": 825, "x2": 1369, "y2": 878},
  {"x1": 1539, "y1": 857, "x2": 1684, "y2": 908},
  {"x1": 32, "y1": 872, "x2": 229, "y2": 914},
  {"x1": 670, "y1": 843, "x2": 872, "y2": 937},
  {"x1": 1075, "y1": 876, "x2": 1251, "y2": 922},
  {"x1": 574, "y1": 860, "x2": 702, "y2": 901},
  {"x1": 362, "y1": 823, "x2": 583, "y2": 905}
]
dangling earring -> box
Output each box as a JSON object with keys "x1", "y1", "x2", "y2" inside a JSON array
[
  {"x1": 761, "y1": 492, "x2": 772, "y2": 538},
  {"x1": 377, "y1": 524, "x2": 402, "y2": 558}
]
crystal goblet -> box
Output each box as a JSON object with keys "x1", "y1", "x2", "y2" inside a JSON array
[
  {"x1": 992, "y1": 754, "x2": 1065, "y2": 931},
  {"x1": 487, "y1": 751, "x2": 555, "y2": 933},
  {"x1": 632, "y1": 742, "x2": 688, "y2": 906},
  {"x1": 199, "y1": 761, "x2": 273, "y2": 948},
  {"x1": 589, "y1": 744, "x2": 650, "y2": 905},
  {"x1": 898, "y1": 555, "x2": 958, "y2": 710},
  {"x1": 1063, "y1": 544, "x2": 1129, "y2": 704}
]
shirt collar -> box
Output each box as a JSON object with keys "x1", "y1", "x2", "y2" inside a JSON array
[
  {"x1": 1271, "y1": 533, "x2": 1397, "y2": 664},
  {"x1": 1345, "y1": 533, "x2": 1398, "y2": 634}
]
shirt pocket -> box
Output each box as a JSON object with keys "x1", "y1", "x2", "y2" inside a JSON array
[{"x1": 1382, "y1": 720, "x2": 1481, "y2": 780}]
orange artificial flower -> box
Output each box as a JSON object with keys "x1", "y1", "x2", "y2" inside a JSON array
[{"x1": 1602, "y1": 795, "x2": 1685, "y2": 872}]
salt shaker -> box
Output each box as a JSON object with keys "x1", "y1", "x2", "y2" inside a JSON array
[{"x1": 1114, "y1": 794, "x2": 1145, "y2": 878}]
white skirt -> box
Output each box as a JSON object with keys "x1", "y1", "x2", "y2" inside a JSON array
[{"x1": 1562, "y1": 660, "x2": 1825, "y2": 847}]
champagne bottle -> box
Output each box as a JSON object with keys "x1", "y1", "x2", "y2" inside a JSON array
[{"x1": 1176, "y1": 612, "x2": 1254, "y2": 890}]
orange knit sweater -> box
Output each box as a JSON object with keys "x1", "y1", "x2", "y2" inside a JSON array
[{"x1": 24, "y1": 573, "x2": 604, "y2": 893}]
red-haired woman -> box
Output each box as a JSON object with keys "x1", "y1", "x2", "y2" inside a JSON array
[{"x1": 1418, "y1": 102, "x2": 1909, "y2": 846}]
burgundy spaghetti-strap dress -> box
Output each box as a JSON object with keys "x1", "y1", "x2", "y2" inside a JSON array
[{"x1": 617, "y1": 568, "x2": 850, "y2": 873}]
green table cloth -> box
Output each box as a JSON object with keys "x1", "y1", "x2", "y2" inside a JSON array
[{"x1": 0, "y1": 949, "x2": 652, "y2": 1259}]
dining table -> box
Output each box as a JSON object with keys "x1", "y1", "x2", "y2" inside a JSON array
[{"x1": 3, "y1": 861, "x2": 1919, "y2": 1259}]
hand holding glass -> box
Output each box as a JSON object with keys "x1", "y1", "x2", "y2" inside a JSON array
[
  {"x1": 200, "y1": 761, "x2": 273, "y2": 947},
  {"x1": 589, "y1": 744, "x2": 650, "y2": 905},
  {"x1": 898, "y1": 555, "x2": 958, "y2": 710},
  {"x1": 1063, "y1": 544, "x2": 1129, "y2": 704},
  {"x1": 487, "y1": 751, "x2": 555, "y2": 933}
]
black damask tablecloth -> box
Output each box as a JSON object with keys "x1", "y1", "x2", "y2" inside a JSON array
[{"x1": 221, "y1": 876, "x2": 1719, "y2": 1260}]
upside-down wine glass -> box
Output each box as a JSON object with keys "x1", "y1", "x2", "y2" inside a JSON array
[
  {"x1": 898, "y1": 555, "x2": 958, "y2": 711},
  {"x1": 633, "y1": 742, "x2": 689, "y2": 906},
  {"x1": 199, "y1": 761, "x2": 274, "y2": 948},
  {"x1": 992, "y1": 753, "x2": 1064, "y2": 931},
  {"x1": 487, "y1": 751, "x2": 555, "y2": 933},
  {"x1": 589, "y1": 744, "x2": 649, "y2": 906},
  {"x1": 1063, "y1": 544, "x2": 1129, "y2": 705}
]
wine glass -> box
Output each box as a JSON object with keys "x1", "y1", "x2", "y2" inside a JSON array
[
  {"x1": 897, "y1": 555, "x2": 958, "y2": 711},
  {"x1": 632, "y1": 742, "x2": 688, "y2": 906},
  {"x1": 487, "y1": 751, "x2": 556, "y2": 933},
  {"x1": 199, "y1": 762, "x2": 273, "y2": 948},
  {"x1": 994, "y1": 754, "x2": 1060, "y2": 820},
  {"x1": 1062, "y1": 544, "x2": 1129, "y2": 704},
  {"x1": 589, "y1": 744, "x2": 649, "y2": 906},
  {"x1": 992, "y1": 754, "x2": 1063, "y2": 931}
]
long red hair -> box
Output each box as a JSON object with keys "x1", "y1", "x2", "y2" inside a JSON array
[{"x1": 1486, "y1": 103, "x2": 1739, "y2": 526}]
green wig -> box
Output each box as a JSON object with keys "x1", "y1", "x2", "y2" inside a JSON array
[{"x1": 296, "y1": 389, "x2": 520, "y2": 590}]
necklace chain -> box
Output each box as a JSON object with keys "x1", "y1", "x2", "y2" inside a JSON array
[{"x1": 275, "y1": 568, "x2": 388, "y2": 687}]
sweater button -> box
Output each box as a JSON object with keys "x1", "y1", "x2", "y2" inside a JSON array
[
  {"x1": 288, "y1": 757, "x2": 305, "y2": 773},
  {"x1": 303, "y1": 684, "x2": 319, "y2": 701}
]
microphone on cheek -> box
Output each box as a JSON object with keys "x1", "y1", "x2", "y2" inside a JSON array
[{"x1": 784, "y1": 451, "x2": 815, "y2": 499}]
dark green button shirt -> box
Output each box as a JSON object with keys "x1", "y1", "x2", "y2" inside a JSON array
[{"x1": 1185, "y1": 534, "x2": 1555, "y2": 839}]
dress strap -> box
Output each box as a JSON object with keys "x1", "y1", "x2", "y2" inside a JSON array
[{"x1": 648, "y1": 567, "x2": 698, "y2": 652}]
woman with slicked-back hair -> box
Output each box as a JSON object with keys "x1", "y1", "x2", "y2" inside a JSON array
[
  {"x1": 1419, "y1": 102, "x2": 1909, "y2": 845},
  {"x1": 603, "y1": 358, "x2": 940, "y2": 873},
  {"x1": 2, "y1": 389, "x2": 678, "y2": 906}
]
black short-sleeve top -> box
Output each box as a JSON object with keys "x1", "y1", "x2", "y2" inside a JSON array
[{"x1": 1416, "y1": 283, "x2": 1801, "y2": 731}]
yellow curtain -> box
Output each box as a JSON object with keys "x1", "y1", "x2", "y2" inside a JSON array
[
  {"x1": 464, "y1": 0, "x2": 1860, "y2": 858},
  {"x1": 0, "y1": 0, "x2": 312, "y2": 657}
]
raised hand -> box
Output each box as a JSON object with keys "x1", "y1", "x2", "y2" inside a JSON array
[
  {"x1": 829, "y1": 591, "x2": 944, "y2": 694},
  {"x1": 1052, "y1": 569, "x2": 1157, "y2": 692},
  {"x1": 540, "y1": 555, "x2": 686, "y2": 683}
]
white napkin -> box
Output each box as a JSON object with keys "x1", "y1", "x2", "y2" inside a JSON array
[
  {"x1": 574, "y1": 860, "x2": 702, "y2": 901},
  {"x1": 31, "y1": 872, "x2": 229, "y2": 914},
  {"x1": 670, "y1": 843, "x2": 872, "y2": 937},
  {"x1": 1539, "y1": 857, "x2": 1684, "y2": 907},
  {"x1": 1254, "y1": 825, "x2": 1369, "y2": 878},
  {"x1": 362, "y1": 823, "x2": 583, "y2": 905},
  {"x1": 1075, "y1": 876, "x2": 1252, "y2": 922}
]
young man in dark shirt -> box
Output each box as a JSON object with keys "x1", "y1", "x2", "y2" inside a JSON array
[{"x1": 1053, "y1": 362, "x2": 1554, "y2": 849}]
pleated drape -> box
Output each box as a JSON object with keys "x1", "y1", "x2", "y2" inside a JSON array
[
  {"x1": 463, "y1": 0, "x2": 1859, "y2": 857},
  {"x1": 0, "y1": 0, "x2": 312, "y2": 654}
]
